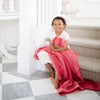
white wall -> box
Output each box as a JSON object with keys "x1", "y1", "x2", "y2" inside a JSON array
[
  {"x1": 0, "y1": 19, "x2": 19, "y2": 47},
  {"x1": 68, "y1": 0, "x2": 100, "y2": 18}
]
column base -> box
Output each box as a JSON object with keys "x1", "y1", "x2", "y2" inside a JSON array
[{"x1": 17, "y1": 45, "x2": 45, "y2": 75}]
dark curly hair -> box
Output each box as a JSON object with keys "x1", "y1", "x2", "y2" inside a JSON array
[{"x1": 52, "y1": 16, "x2": 66, "y2": 26}]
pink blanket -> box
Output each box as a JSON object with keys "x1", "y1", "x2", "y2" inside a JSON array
[{"x1": 34, "y1": 37, "x2": 100, "y2": 95}]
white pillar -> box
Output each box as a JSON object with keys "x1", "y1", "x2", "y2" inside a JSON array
[
  {"x1": 18, "y1": 0, "x2": 62, "y2": 75},
  {"x1": 17, "y1": 0, "x2": 37, "y2": 75}
]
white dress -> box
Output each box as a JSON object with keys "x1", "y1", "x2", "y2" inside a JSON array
[{"x1": 37, "y1": 31, "x2": 69, "y2": 65}]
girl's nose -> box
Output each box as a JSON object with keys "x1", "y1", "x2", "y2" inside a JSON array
[{"x1": 56, "y1": 25, "x2": 59, "y2": 28}]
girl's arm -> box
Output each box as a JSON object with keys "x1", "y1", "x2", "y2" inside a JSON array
[
  {"x1": 45, "y1": 38, "x2": 51, "y2": 42},
  {"x1": 49, "y1": 40, "x2": 56, "y2": 51},
  {"x1": 54, "y1": 40, "x2": 68, "y2": 51}
]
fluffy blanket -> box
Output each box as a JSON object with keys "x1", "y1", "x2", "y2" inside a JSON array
[{"x1": 34, "y1": 36, "x2": 100, "y2": 95}]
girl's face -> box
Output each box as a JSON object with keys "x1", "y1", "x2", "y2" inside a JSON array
[{"x1": 53, "y1": 19, "x2": 65, "y2": 32}]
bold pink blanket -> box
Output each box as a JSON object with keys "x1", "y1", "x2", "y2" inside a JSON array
[{"x1": 34, "y1": 37, "x2": 100, "y2": 95}]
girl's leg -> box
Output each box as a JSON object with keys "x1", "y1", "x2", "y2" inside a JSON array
[
  {"x1": 45, "y1": 63, "x2": 55, "y2": 78},
  {"x1": 51, "y1": 73, "x2": 59, "y2": 89}
]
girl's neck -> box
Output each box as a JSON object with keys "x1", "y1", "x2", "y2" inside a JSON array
[{"x1": 55, "y1": 30, "x2": 63, "y2": 36}]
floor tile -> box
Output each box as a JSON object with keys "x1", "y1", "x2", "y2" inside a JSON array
[
  {"x1": 0, "y1": 52, "x2": 2, "y2": 57},
  {"x1": 9, "y1": 70, "x2": 50, "y2": 81},
  {"x1": 11, "y1": 96, "x2": 35, "y2": 100},
  {"x1": 0, "y1": 73, "x2": 2, "y2": 84},
  {"x1": 30, "y1": 78, "x2": 57, "y2": 96},
  {"x1": 9, "y1": 72, "x2": 31, "y2": 81},
  {"x1": 9, "y1": 70, "x2": 50, "y2": 80},
  {"x1": 0, "y1": 57, "x2": 2, "y2": 63},
  {"x1": 2, "y1": 56, "x2": 17, "y2": 64},
  {"x1": 2, "y1": 82, "x2": 33, "y2": 100},
  {"x1": 30, "y1": 70, "x2": 50, "y2": 80},
  {"x1": 66, "y1": 90, "x2": 100, "y2": 100},
  {"x1": 95, "y1": 91, "x2": 100, "y2": 96},
  {"x1": 0, "y1": 64, "x2": 2, "y2": 73},
  {"x1": 2, "y1": 72, "x2": 27, "y2": 84},
  {"x1": 0, "y1": 85, "x2": 2, "y2": 100},
  {"x1": 2, "y1": 62, "x2": 17, "y2": 72},
  {"x1": 35, "y1": 93, "x2": 68, "y2": 100}
]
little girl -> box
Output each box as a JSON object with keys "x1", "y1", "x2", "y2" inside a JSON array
[
  {"x1": 34, "y1": 16, "x2": 100, "y2": 95},
  {"x1": 35, "y1": 16, "x2": 69, "y2": 88}
]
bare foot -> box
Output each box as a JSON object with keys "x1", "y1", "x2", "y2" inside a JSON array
[
  {"x1": 50, "y1": 72, "x2": 55, "y2": 79},
  {"x1": 50, "y1": 68, "x2": 55, "y2": 78},
  {"x1": 50, "y1": 77, "x2": 59, "y2": 89}
]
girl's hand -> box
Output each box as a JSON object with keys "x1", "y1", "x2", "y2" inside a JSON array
[
  {"x1": 50, "y1": 46, "x2": 58, "y2": 52},
  {"x1": 49, "y1": 43, "x2": 57, "y2": 51},
  {"x1": 52, "y1": 48, "x2": 58, "y2": 52},
  {"x1": 53, "y1": 40, "x2": 68, "y2": 51},
  {"x1": 49, "y1": 40, "x2": 58, "y2": 52},
  {"x1": 54, "y1": 44, "x2": 60, "y2": 49},
  {"x1": 45, "y1": 38, "x2": 51, "y2": 42}
]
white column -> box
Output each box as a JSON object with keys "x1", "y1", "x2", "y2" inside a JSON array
[
  {"x1": 17, "y1": 0, "x2": 37, "y2": 75},
  {"x1": 18, "y1": 0, "x2": 62, "y2": 75}
]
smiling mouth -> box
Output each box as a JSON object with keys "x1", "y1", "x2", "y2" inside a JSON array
[{"x1": 55, "y1": 28, "x2": 60, "y2": 30}]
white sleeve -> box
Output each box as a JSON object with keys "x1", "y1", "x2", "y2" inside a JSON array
[
  {"x1": 63, "y1": 32, "x2": 69, "y2": 40},
  {"x1": 47, "y1": 32, "x2": 53, "y2": 40}
]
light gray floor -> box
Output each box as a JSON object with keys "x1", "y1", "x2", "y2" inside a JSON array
[{"x1": 0, "y1": 50, "x2": 100, "y2": 100}]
